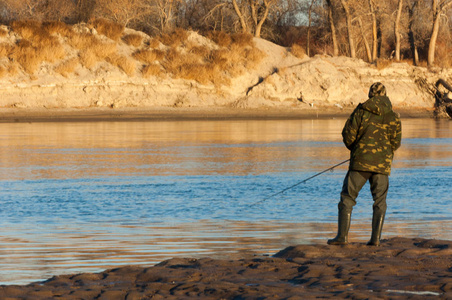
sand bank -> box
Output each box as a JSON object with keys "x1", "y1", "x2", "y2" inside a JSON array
[
  {"x1": 0, "y1": 237, "x2": 451, "y2": 299},
  {"x1": 0, "y1": 106, "x2": 434, "y2": 123}
]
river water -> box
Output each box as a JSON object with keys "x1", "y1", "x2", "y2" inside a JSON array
[{"x1": 0, "y1": 118, "x2": 451, "y2": 284}]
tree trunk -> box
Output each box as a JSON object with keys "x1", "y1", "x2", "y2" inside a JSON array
[
  {"x1": 394, "y1": 0, "x2": 403, "y2": 61},
  {"x1": 428, "y1": 0, "x2": 452, "y2": 67},
  {"x1": 232, "y1": 0, "x2": 248, "y2": 33},
  {"x1": 326, "y1": 0, "x2": 339, "y2": 56},
  {"x1": 408, "y1": 0, "x2": 419, "y2": 66},
  {"x1": 368, "y1": 0, "x2": 377, "y2": 62},
  {"x1": 307, "y1": 0, "x2": 317, "y2": 56},
  {"x1": 254, "y1": 0, "x2": 272, "y2": 38},
  {"x1": 340, "y1": 0, "x2": 356, "y2": 58},
  {"x1": 358, "y1": 17, "x2": 372, "y2": 62}
]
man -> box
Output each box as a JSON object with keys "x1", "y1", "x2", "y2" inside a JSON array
[{"x1": 328, "y1": 82, "x2": 402, "y2": 246}]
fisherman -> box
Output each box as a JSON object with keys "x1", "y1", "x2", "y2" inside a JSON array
[{"x1": 328, "y1": 82, "x2": 402, "y2": 246}]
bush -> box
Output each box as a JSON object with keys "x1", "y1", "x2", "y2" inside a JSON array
[
  {"x1": 290, "y1": 43, "x2": 305, "y2": 59},
  {"x1": 133, "y1": 49, "x2": 158, "y2": 64},
  {"x1": 107, "y1": 53, "x2": 136, "y2": 75},
  {"x1": 89, "y1": 18, "x2": 124, "y2": 41},
  {"x1": 142, "y1": 64, "x2": 161, "y2": 77},
  {"x1": 122, "y1": 34, "x2": 144, "y2": 47},
  {"x1": 55, "y1": 57, "x2": 79, "y2": 77}
]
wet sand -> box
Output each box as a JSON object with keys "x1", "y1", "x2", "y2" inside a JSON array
[
  {"x1": 0, "y1": 106, "x2": 434, "y2": 123},
  {"x1": 0, "y1": 237, "x2": 451, "y2": 299}
]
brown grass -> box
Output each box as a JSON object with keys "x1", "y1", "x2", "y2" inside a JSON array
[
  {"x1": 10, "y1": 40, "x2": 41, "y2": 74},
  {"x1": 290, "y1": 43, "x2": 306, "y2": 59},
  {"x1": 375, "y1": 58, "x2": 393, "y2": 70},
  {"x1": 79, "y1": 50, "x2": 98, "y2": 69},
  {"x1": 42, "y1": 21, "x2": 73, "y2": 37},
  {"x1": 0, "y1": 43, "x2": 12, "y2": 57},
  {"x1": 207, "y1": 31, "x2": 231, "y2": 47},
  {"x1": 132, "y1": 49, "x2": 158, "y2": 64},
  {"x1": 142, "y1": 64, "x2": 161, "y2": 78},
  {"x1": 89, "y1": 18, "x2": 124, "y2": 41},
  {"x1": 230, "y1": 33, "x2": 254, "y2": 47},
  {"x1": 148, "y1": 38, "x2": 161, "y2": 49},
  {"x1": 107, "y1": 53, "x2": 136, "y2": 75},
  {"x1": 0, "y1": 28, "x2": 7, "y2": 37},
  {"x1": 0, "y1": 64, "x2": 6, "y2": 78},
  {"x1": 122, "y1": 34, "x2": 143, "y2": 47},
  {"x1": 10, "y1": 20, "x2": 41, "y2": 40},
  {"x1": 159, "y1": 28, "x2": 189, "y2": 47},
  {"x1": 55, "y1": 57, "x2": 79, "y2": 77}
]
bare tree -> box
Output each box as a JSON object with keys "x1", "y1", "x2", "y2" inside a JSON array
[
  {"x1": 95, "y1": 0, "x2": 147, "y2": 26},
  {"x1": 231, "y1": 0, "x2": 279, "y2": 37},
  {"x1": 428, "y1": 0, "x2": 452, "y2": 66},
  {"x1": 339, "y1": 0, "x2": 356, "y2": 58},
  {"x1": 325, "y1": 0, "x2": 339, "y2": 56},
  {"x1": 306, "y1": 0, "x2": 317, "y2": 56},
  {"x1": 394, "y1": 0, "x2": 403, "y2": 61},
  {"x1": 368, "y1": 0, "x2": 377, "y2": 61}
]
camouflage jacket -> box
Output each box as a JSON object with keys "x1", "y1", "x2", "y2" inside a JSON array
[{"x1": 342, "y1": 95, "x2": 402, "y2": 175}]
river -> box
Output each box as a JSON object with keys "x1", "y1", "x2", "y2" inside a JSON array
[{"x1": 0, "y1": 118, "x2": 451, "y2": 284}]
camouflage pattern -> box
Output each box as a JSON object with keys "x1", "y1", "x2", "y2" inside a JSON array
[{"x1": 342, "y1": 92, "x2": 402, "y2": 175}]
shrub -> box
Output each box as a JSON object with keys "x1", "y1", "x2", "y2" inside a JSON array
[
  {"x1": 142, "y1": 64, "x2": 161, "y2": 77},
  {"x1": 79, "y1": 49, "x2": 98, "y2": 69},
  {"x1": 0, "y1": 43, "x2": 12, "y2": 57},
  {"x1": 10, "y1": 20, "x2": 41, "y2": 40},
  {"x1": 375, "y1": 58, "x2": 392, "y2": 70},
  {"x1": 132, "y1": 49, "x2": 157, "y2": 64},
  {"x1": 42, "y1": 21, "x2": 73, "y2": 37},
  {"x1": 207, "y1": 31, "x2": 231, "y2": 47},
  {"x1": 89, "y1": 18, "x2": 124, "y2": 41},
  {"x1": 148, "y1": 38, "x2": 161, "y2": 49},
  {"x1": 55, "y1": 57, "x2": 79, "y2": 77},
  {"x1": 0, "y1": 65, "x2": 6, "y2": 78},
  {"x1": 122, "y1": 34, "x2": 143, "y2": 47},
  {"x1": 0, "y1": 28, "x2": 7, "y2": 37},
  {"x1": 10, "y1": 40, "x2": 42, "y2": 74},
  {"x1": 107, "y1": 53, "x2": 136, "y2": 75},
  {"x1": 231, "y1": 32, "x2": 253, "y2": 47},
  {"x1": 290, "y1": 43, "x2": 306, "y2": 59},
  {"x1": 159, "y1": 28, "x2": 189, "y2": 47}
]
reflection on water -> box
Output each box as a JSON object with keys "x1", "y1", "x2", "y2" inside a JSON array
[{"x1": 0, "y1": 118, "x2": 451, "y2": 285}]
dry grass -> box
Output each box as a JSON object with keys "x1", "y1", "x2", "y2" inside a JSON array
[
  {"x1": 0, "y1": 28, "x2": 7, "y2": 37},
  {"x1": 290, "y1": 43, "x2": 306, "y2": 59},
  {"x1": 0, "y1": 64, "x2": 7, "y2": 78},
  {"x1": 42, "y1": 21, "x2": 73, "y2": 37},
  {"x1": 148, "y1": 38, "x2": 161, "y2": 49},
  {"x1": 142, "y1": 64, "x2": 161, "y2": 77},
  {"x1": 79, "y1": 50, "x2": 98, "y2": 69},
  {"x1": 207, "y1": 31, "x2": 232, "y2": 47},
  {"x1": 89, "y1": 18, "x2": 124, "y2": 41},
  {"x1": 133, "y1": 49, "x2": 158, "y2": 64},
  {"x1": 107, "y1": 53, "x2": 136, "y2": 75},
  {"x1": 375, "y1": 58, "x2": 393, "y2": 70},
  {"x1": 55, "y1": 57, "x2": 79, "y2": 77},
  {"x1": 122, "y1": 34, "x2": 143, "y2": 47},
  {"x1": 159, "y1": 28, "x2": 189, "y2": 47},
  {"x1": 231, "y1": 33, "x2": 254, "y2": 47},
  {"x1": 10, "y1": 20, "x2": 41, "y2": 40},
  {"x1": 0, "y1": 43, "x2": 12, "y2": 57}
]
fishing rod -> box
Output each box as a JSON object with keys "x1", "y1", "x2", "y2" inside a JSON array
[{"x1": 249, "y1": 159, "x2": 350, "y2": 207}]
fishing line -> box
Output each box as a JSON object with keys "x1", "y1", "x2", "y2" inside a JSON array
[{"x1": 249, "y1": 159, "x2": 350, "y2": 207}]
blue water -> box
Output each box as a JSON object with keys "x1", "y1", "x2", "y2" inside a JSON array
[{"x1": 0, "y1": 118, "x2": 451, "y2": 284}]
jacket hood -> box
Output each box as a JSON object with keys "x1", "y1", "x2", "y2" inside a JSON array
[{"x1": 361, "y1": 95, "x2": 392, "y2": 115}]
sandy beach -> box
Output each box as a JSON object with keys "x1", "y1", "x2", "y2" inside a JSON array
[{"x1": 0, "y1": 237, "x2": 449, "y2": 299}]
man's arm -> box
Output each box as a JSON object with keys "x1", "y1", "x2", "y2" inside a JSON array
[{"x1": 342, "y1": 105, "x2": 362, "y2": 150}]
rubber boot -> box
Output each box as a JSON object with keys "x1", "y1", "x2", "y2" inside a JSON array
[
  {"x1": 367, "y1": 212, "x2": 385, "y2": 246},
  {"x1": 327, "y1": 211, "x2": 351, "y2": 245}
]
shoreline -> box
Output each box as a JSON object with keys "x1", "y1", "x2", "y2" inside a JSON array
[
  {"x1": 0, "y1": 106, "x2": 435, "y2": 123},
  {"x1": 0, "y1": 237, "x2": 450, "y2": 299}
]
